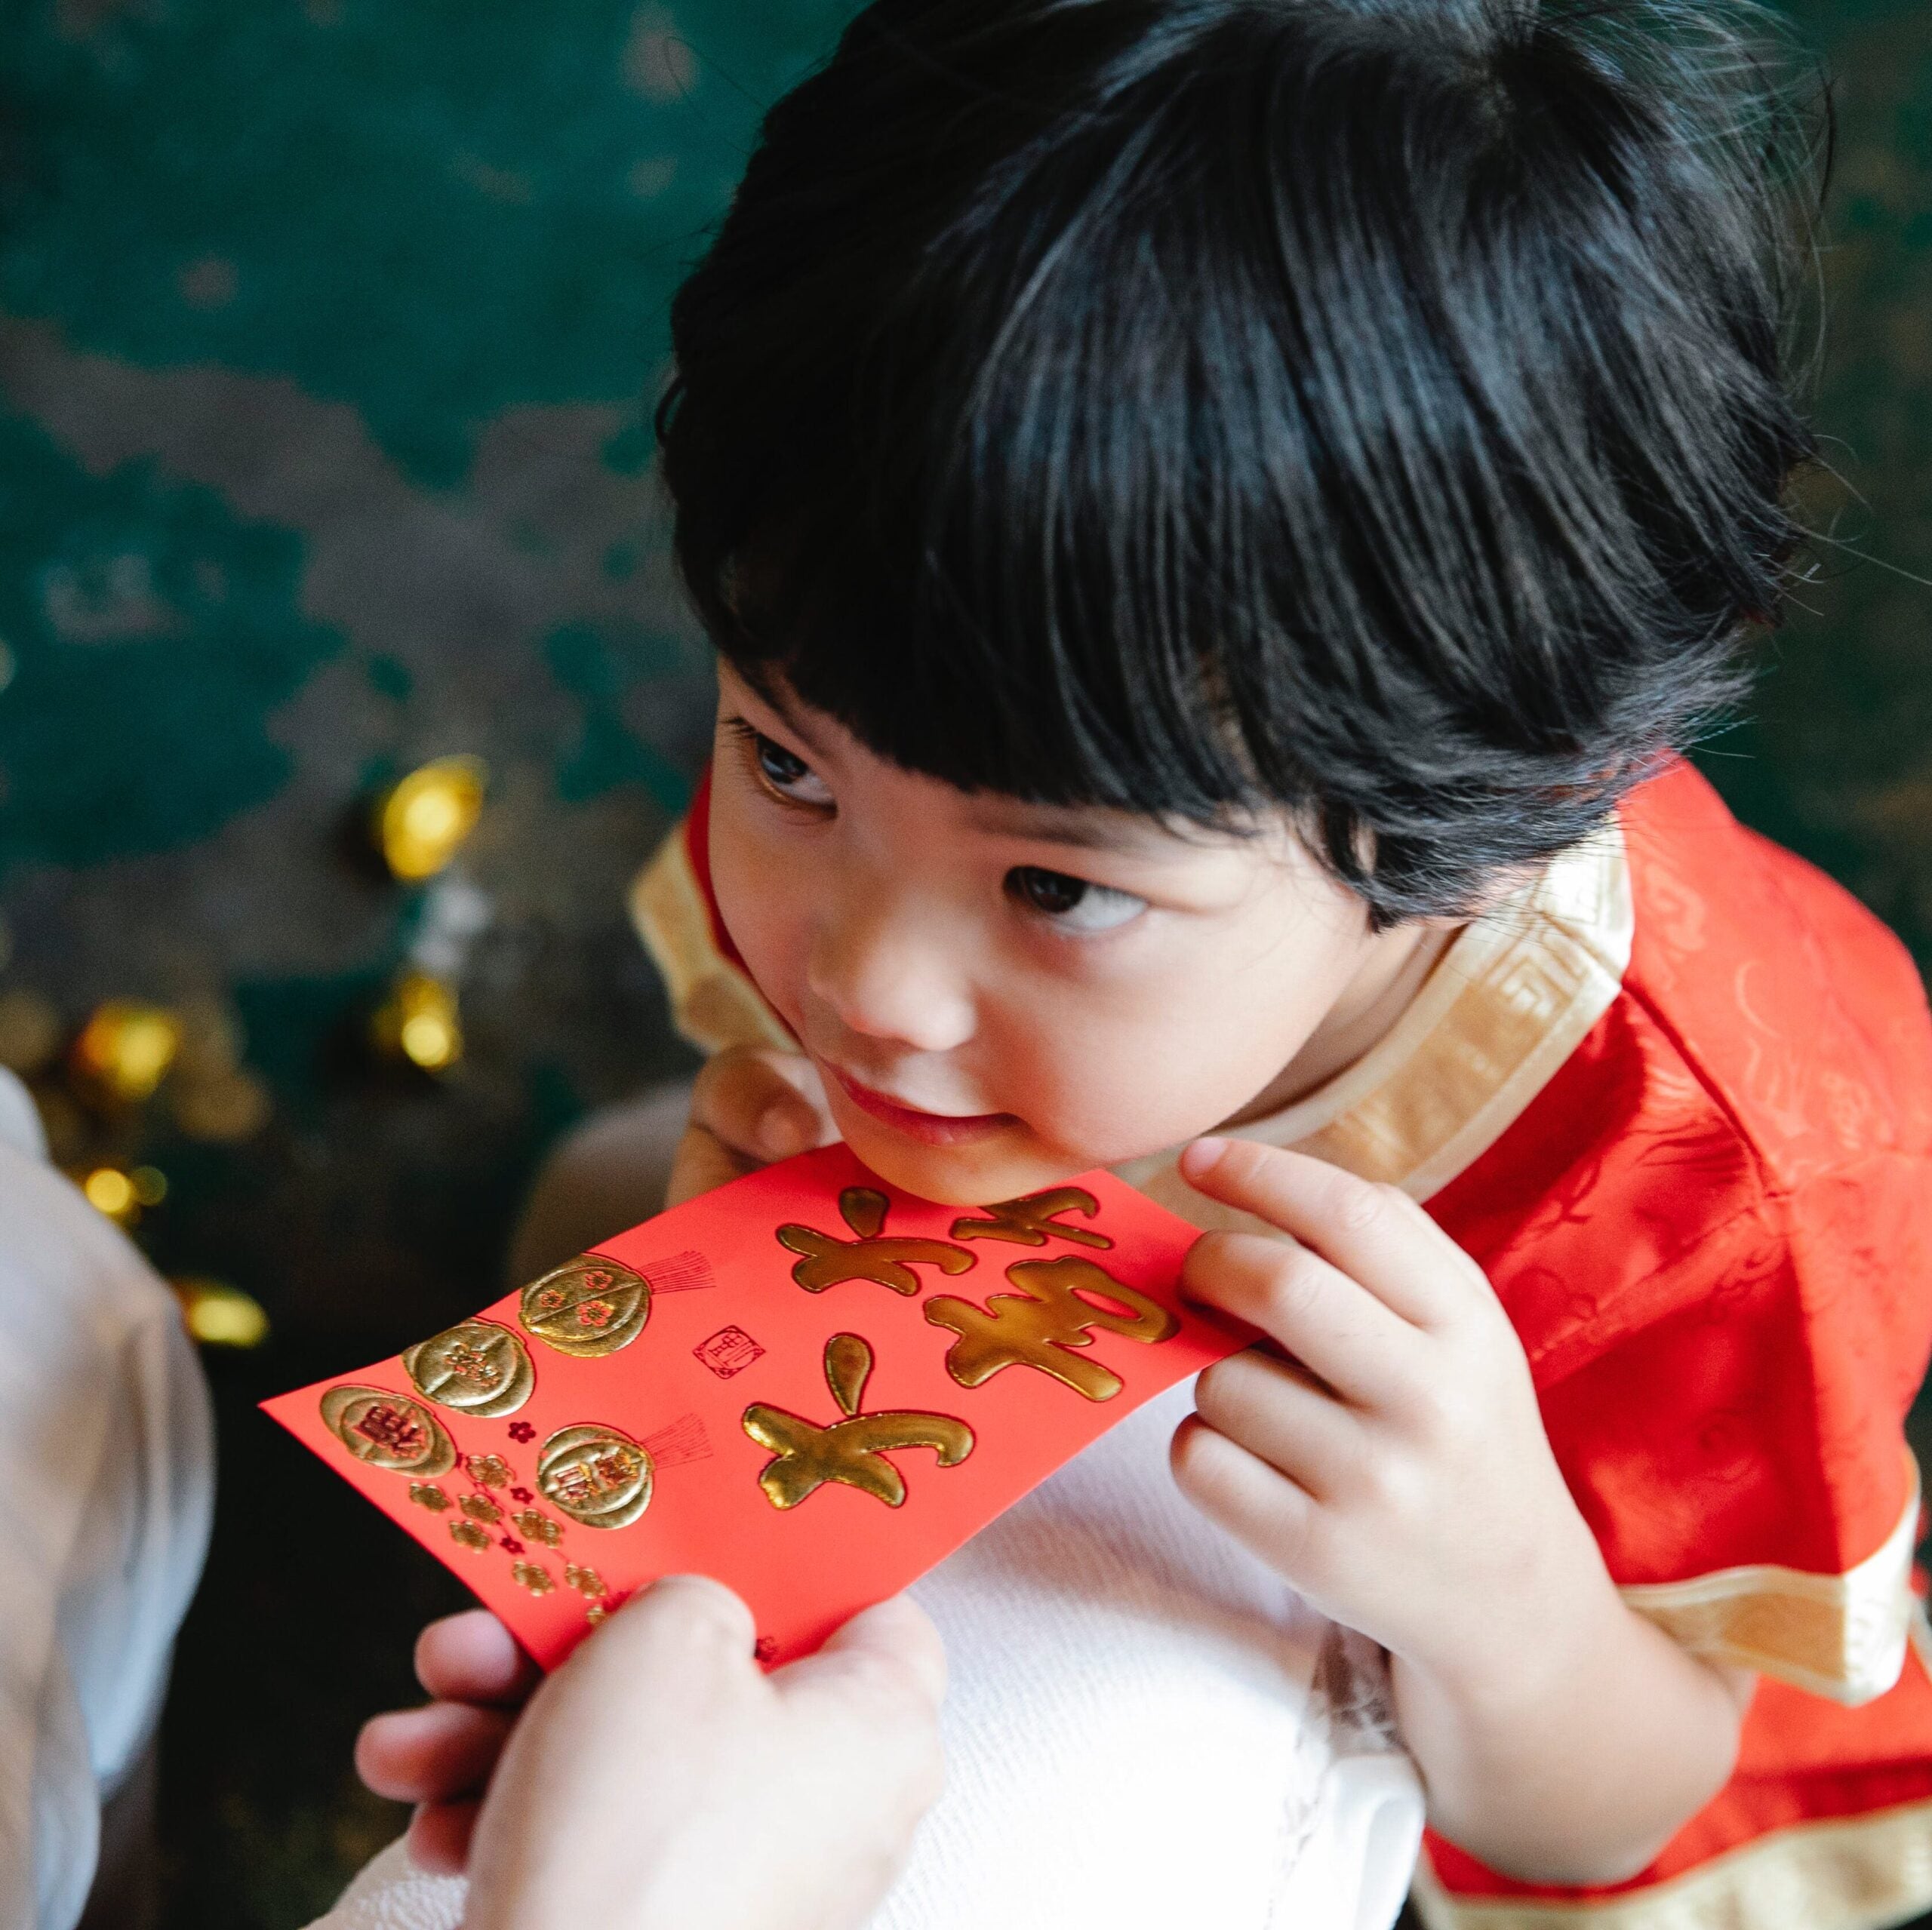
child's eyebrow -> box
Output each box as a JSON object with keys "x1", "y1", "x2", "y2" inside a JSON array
[{"x1": 963, "y1": 799, "x2": 1180, "y2": 859}]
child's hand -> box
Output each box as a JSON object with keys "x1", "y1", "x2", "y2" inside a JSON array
[
  {"x1": 666, "y1": 1045, "x2": 838, "y2": 1207},
  {"x1": 1171, "y1": 1138, "x2": 1607, "y2": 1689}
]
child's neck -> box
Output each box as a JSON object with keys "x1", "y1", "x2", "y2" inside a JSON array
[{"x1": 1223, "y1": 920, "x2": 1463, "y2": 1127}]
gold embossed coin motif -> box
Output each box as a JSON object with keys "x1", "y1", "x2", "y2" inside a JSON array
[
  {"x1": 321, "y1": 1386, "x2": 456, "y2": 1477},
  {"x1": 537, "y1": 1424, "x2": 654, "y2": 1529},
  {"x1": 519, "y1": 1255, "x2": 650, "y2": 1359},
  {"x1": 401, "y1": 1320, "x2": 535, "y2": 1418}
]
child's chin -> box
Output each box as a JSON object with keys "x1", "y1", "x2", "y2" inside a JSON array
[{"x1": 838, "y1": 1118, "x2": 1088, "y2": 1208}]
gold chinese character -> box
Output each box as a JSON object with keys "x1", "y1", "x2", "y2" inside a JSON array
[
  {"x1": 743, "y1": 1333, "x2": 974, "y2": 1509},
  {"x1": 951, "y1": 1186, "x2": 1113, "y2": 1250},
  {"x1": 925, "y1": 1256, "x2": 1179, "y2": 1401},
  {"x1": 777, "y1": 1188, "x2": 976, "y2": 1297}
]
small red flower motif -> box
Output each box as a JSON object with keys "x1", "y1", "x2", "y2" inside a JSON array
[
  {"x1": 500, "y1": 1535, "x2": 525, "y2": 1555},
  {"x1": 507, "y1": 1421, "x2": 536, "y2": 1443},
  {"x1": 510, "y1": 1486, "x2": 534, "y2": 1503}
]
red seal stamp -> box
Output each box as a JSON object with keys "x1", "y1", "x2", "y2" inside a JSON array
[{"x1": 694, "y1": 1325, "x2": 764, "y2": 1378}]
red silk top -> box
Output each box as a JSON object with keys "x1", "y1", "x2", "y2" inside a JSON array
[{"x1": 633, "y1": 760, "x2": 1932, "y2": 1930}]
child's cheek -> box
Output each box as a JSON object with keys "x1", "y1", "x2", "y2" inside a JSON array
[
  {"x1": 707, "y1": 810, "x2": 814, "y2": 1025},
  {"x1": 1001, "y1": 1000, "x2": 1307, "y2": 1168}
]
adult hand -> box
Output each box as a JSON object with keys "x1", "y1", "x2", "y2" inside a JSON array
[{"x1": 359, "y1": 1580, "x2": 946, "y2": 1930}]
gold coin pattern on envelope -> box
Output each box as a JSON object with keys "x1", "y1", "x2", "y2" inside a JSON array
[
  {"x1": 320, "y1": 1384, "x2": 457, "y2": 1477},
  {"x1": 518, "y1": 1253, "x2": 651, "y2": 1358},
  {"x1": 401, "y1": 1318, "x2": 536, "y2": 1418},
  {"x1": 537, "y1": 1423, "x2": 654, "y2": 1529}
]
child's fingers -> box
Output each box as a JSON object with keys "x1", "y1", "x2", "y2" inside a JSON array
[
  {"x1": 664, "y1": 1123, "x2": 760, "y2": 1209},
  {"x1": 1181, "y1": 1231, "x2": 1419, "y2": 1408},
  {"x1": 415, "y1": 1609, "x2": 539, "y2": 1706},
  {"x1": 405, "y1": 1798, "x2": 483, "y2": 1876},
  {"x1": 355, "y1": 1702, "x2": 514, "y2": 1804},
  {"x1": 690, "y1": 1046, "x2": 832, "y2": 1163},
  {"x1": 1171, "y1": 1413, "x2": 1319, "y2": 1580},
  {"x1": 1179, "y1": 1139, "x2": 1466, "y2": 1326},
  {"x1": 1192, "y1": 1346, "x2": 1362, "y2": 1498}
]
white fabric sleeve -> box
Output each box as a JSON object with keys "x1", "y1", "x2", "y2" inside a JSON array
[{"x1": 0, "y1": 1069, "x2": 214, "y2": 1930}]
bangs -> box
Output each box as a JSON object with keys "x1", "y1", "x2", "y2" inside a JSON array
[
  {"x1": 657, "y1": 0, "x2": 1823, "y2": 920},
  {"x1": 671, "y1": 17, "x2": 1297, "y2": 825}
]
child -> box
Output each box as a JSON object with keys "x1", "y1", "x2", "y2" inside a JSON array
[{"x1": 371, "y1": 0, "x2": 1932, "y2": 1923}]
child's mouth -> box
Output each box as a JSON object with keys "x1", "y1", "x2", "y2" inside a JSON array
[{"x1": 829, "y1": 1067, "x2": 1017, "y2": 1148}]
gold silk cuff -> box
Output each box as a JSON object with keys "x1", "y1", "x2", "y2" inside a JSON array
[
  {"x1": 1411, "y1": 1785, "x2": 1932, "y2": 1930},
  {"x1": 1617, "y1": 1456, "x2": 1921, "y2": 1707}
]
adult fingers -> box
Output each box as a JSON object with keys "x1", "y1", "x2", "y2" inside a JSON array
[
  {"x1": 415, "y1": 1610, "x2": 540, "y2": 1707},
  {"x1": 1171, "y1": 1413, "x2": 1320, "y2": 1584},
  {"x1": 690, "y1": 1046, "x2": 833, "y2": 1163},
  {"x1": 1179, "y1": 1140, "x2": 1469, "y2": 1327},
  {"x1": 1192, "y1": 1345, "x2": 1365, "y2": 1499},
  {"x1": 780, "y1": 1597, "x2": 948, "y2": 1822},
  {"x1": 1181, "y1": 1230, "x2": 1419, "y2": 1408},
  {"x1": 355, "y1": 1702, "x2": 513, "y2": 1803},
  {"x1": 405, "y1": 1798, "x2": 482, "y2": 1876},
  {"x1": 582, "y1": 1572, "x2": 761, "y2": 1676},
  {"x1": 795, "y1": 1595, "x2": 948, "y2": 1713}
]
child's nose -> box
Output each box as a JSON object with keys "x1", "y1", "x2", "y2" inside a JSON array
[{"x1": 804, "y1": 900, "x2": 976, "y2": 1055}]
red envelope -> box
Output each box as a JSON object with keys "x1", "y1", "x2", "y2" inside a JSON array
[{"x1": 263, "y1": 1146, "x2": 1241, "y2": 1669}]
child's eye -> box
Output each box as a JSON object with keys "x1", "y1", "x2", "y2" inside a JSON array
[
  {"x1": 744, "y1": 728, "x2": 833, "y2": 808},
  {"x1": 1005, "y1": 865, "x2": 1148, "y2": 933}
]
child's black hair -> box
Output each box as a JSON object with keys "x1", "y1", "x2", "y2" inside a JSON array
[{"x1": 655, "y1": 0, "x2": 1829, "y2": 924}]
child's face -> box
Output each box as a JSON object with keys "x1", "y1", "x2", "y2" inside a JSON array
[{"x1": 709, "y1": 665, "x2": 1417, "y2": 1206}]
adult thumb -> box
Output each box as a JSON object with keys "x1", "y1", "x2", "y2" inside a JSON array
[{"x1": 804, "y1": 1595, "x2": 947, "y2": 1712}]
